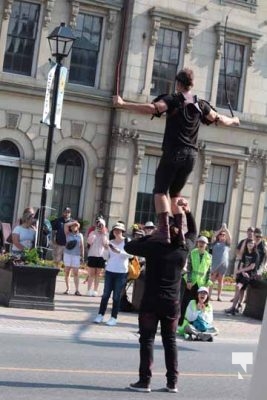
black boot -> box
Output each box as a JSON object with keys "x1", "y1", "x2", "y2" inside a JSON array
[
  {"x1": 173, "y1": 213, "x2": 185, "y2": 244},
  {"x1": 147, "y1": 212, "x2": 170, "y2": 243}
]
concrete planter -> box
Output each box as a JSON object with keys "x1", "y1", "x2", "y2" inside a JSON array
[
  {"x1": 0, "y1": 261, "x2": 59, "y2": 310},
  {"x1": 243, "y1": 279, "x2": 267, "y2": 320}
]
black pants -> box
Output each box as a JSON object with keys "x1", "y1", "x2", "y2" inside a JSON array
[
  {"x1": 138, "y1": 300, "x2": 179, "y2": 385},
  {"x1": 154, "y1": 148, "x2": 197, "y2": 197}
]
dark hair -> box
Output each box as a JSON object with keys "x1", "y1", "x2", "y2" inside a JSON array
[
  {"x1": 195, "y1": 291, "x2": 209, "y2": 306},
  {"x1": 175, "y1": 68, "x2": 194, "y2": 90},
  {"x1": 245, "y1": 239, "x2": 257, "y2": 253}
]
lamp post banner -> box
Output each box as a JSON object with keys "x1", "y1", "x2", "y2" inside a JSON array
[
  {"x1": 55, "y1": 66, "x2": 68, "y2": 129},
  {"x1": 42, "y1": 64, "x2": 57, "y2": 126}
]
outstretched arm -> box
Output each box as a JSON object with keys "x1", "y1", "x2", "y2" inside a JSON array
[
  {"x1": 112, "y1": 95, "x2": 168, "y2": 116},
  {"x1": 206, "y1": 107, "x2": 240, "y2": 126}
]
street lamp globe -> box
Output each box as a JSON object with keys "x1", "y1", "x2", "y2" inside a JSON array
[{"x1": 48, "y1": 22, "x2": 76, "y2": 62}]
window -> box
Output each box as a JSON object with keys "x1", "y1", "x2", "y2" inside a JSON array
[
  {"x1": 262, "y1": 194, "x2": 267, "y2": 236},
  {"x1": 214, "y1": 23, "x2": 261, "y2": 112},
  {"x1": 200, "y1": 165, "x2": 230, "y2": 231},
  {"x1": 151, "y1": 28, "x2": 182, "y2": 96},
  {"x1": 52, "y1": 150, "x2": 84, "y2": 218},
  {"x1": 216, "y1": 42, "x2": 244, "y2": 111},
  {"x1": 3, "y1": 0, "x2": 40, "y2": 76},
  {"x1": 0, "y1": 140, "x2": 20, "y2": 157},
  {"x1": 219, "y1": 1, "x2": 257, "y2": 13},
  {"x1": 134, "y1": 155, "x2": 160, "y2": 224},
  {"x1": 69, "y1": 13, "x2": 103, "y2": 86}
]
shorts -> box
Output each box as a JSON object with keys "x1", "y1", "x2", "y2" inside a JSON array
[
  {"x1": 154, "y1": 148, "x2": 197, "y2": 197},
  {"x1": 53, "y1": 244, "x2": 65, "y2": 262},
  {"x1": 211, "y1": 263, "x2": 227, "y2": 276},
  {"x1": 236, "y1": 273, "x2": 251, "y2": 289},
  {"x1": 87, "y1": 256, "x2": 106, "y2": 269},
  {"x1": 63, "y1": 253, "x2": 80, "y2": 268}
]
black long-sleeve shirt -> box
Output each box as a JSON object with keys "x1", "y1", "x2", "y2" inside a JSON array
[{"x1": 124, "y1": 212, "x2": 197, "y2": 310}]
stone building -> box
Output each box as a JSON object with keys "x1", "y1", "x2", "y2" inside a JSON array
[{"x1": 0, "y1": 0, "x2": 267, "y2": 259}]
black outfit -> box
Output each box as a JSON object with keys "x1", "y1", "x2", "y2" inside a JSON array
[
  {"x1": 255, "y1": 240, "x2": 266, "y2": 270},
  {"x1": 51, "y1": 216, "x2": 72, "y2": 245},
  {"x1": 236, "y1": 250, "x2": 259, "y2": 289},
  {"x1": 153, "y1": 94, "x2": 212, "y2": 197},
  {"x1": 124, "y1": 212, "x2": 196, "y2": 387}
]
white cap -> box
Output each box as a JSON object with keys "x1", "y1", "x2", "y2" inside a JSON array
[
  {"x1": 198, "y1": 286, "x2": 209, "y2": 294},
  {"x1": 97, "y1": 218, "x2": 106, "y2": 227},
  {"x1": 112, "y1": 222, "x2": 126, "y2": 232},
  {"x1": 197, "y1": 235, "x2": 209, "y2": 244},
  {"x1": 144, "y1": 221, "x2": 155, "y2": 228}
]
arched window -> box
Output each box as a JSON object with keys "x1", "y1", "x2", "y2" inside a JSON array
[
  {"x1": 0, "y1": 140, "x2": 20, "y2": 157},
  {"x1": 0, "y1": 140, "x2": 20, "y2": 223},
  {"x1": 52, "y1": 149, "x2": 84, "y2": 218}
]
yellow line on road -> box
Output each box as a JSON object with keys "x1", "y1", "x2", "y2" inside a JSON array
[{"x1": 0, "y1": 367, "x2": 251, "y2": 378}]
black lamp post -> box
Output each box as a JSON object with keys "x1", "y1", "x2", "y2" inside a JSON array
[{"x1": 37, "y1": 23, "x2": 76, "y2": 256}]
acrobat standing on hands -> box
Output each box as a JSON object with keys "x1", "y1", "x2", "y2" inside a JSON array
[{"x1": 113, "y1": 68, "x2": 240, "y2": 243}]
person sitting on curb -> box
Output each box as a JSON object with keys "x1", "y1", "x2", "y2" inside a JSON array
[
  {"x1": 225, "y1": 239, "x2": 258, "y2": 316},
  {"x1": 179, "y1": 287, "x2": 218, "y2": 342}
]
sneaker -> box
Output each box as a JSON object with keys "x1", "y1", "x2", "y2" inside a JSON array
[
  {"x1": 94, "y1": 314, "x2": 104, "y2": 324},
  {"x1": 166, "y1": 384, "x2": 178, "y2": 393},
  {"x1": 74, "y1": 290, "x2": 82, "y2": 296},
  {"x1": 184, "y1": 324, "x2": 199, "y2": 336},
  {"x1": 206, "y1": 327, "x2": 219, "y2": 335},
  {"x1": 106, "y1": 317, "x2": 117, "y2": 326},
  {"x1": 129, "y1": 381, "x2": 151, "y2": 393},
  {"x1": 92, "y1": 291, "x2": 98, "y2": 297},
  {"x1": 196, "y1": 332, "x2": 213, "y2": 342},
  {"x1": 87, "y1": 289, "x2": 94, "y2": 296},
  {"x1": 225, "y1": 307, "x2": 236, "y2": 315}
]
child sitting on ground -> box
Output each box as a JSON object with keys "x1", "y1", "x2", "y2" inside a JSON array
[{"x1": 178, "y1": 286, "x2": 218, "y2": 341}]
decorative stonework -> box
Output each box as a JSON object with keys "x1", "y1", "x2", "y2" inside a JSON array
[
  {"x1": 215, "y1": 29, "x2": 224, "y2": 59},
  {"x1": 198, "y1": 142, "x2": 211, "y2": 184},
  {"x1": 69, "y1": 0, "x2": 80, "y2": 29},
  {"x1": 149, "y1": 7, "x2": 200, "y2": 53},
  {"x1": 215, "y1": 22, "x2": 261, "y2": 66},
  {"x1": 6, "y1": 112, "x2": 20, "y2": 129},
  {"x1": 112, "y1": 126, "x2": 139, "y2": 143},
  {"x1": 43, "y1": 0, "x2": 56, "y2": 28},
  {"x1": 247, "y1": 146, "x2": 267, "y2": 164},
  {"x1": 249, "y1": 38, "x2": 257, "y2": 66},
  {"x1": 150, "y1": 17, "x2": 161, "y2": 46},
  {"x1": 106, "y1": 10, "x2": 118, "y2": 40},
  {"x1": 185, "y1": 25, "x2": 196, "y2": 54},
  {"x1": 134, "y1": 144, "x2": 145, "y2": 175},
  {"x1": 233, "y1": 160, "x2": 244, "y2": 188},
  {"x1": 3, "y1": 0, "x2": 13, "y2": 20},
  {"x1": 71, "y1": 121, "x2": 85, "y2": 138},
  {"x1": 262, "y1": 160, "x2": 267, "y2": 192}
]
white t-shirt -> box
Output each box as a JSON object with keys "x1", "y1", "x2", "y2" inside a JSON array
[
  {"x1": 12, "y1": 225, "x2": 36, "y2": 251},
  {"x1": 105, "y1": 239, "x2": 132, "y2": 273}
]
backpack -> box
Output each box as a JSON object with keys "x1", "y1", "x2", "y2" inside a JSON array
[
  {"x1": 151, "y1": 93, "x2": 217, "y2": 125},
  {"x1": 128, "y1": 256, "x2": 141, "y2": 280}
]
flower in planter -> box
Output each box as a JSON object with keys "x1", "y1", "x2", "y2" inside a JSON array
[{"x1": 0, "y1": 249, "x2": 57, "y2": 268}]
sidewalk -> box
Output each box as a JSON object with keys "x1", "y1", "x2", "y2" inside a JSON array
[{"x1": 0, "y1": 277, "x2": 262, "y2": 343}]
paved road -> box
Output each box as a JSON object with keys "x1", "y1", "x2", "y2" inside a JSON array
[{"x1": 0, "y1": 277, "x2": 263, "y2": 400}]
